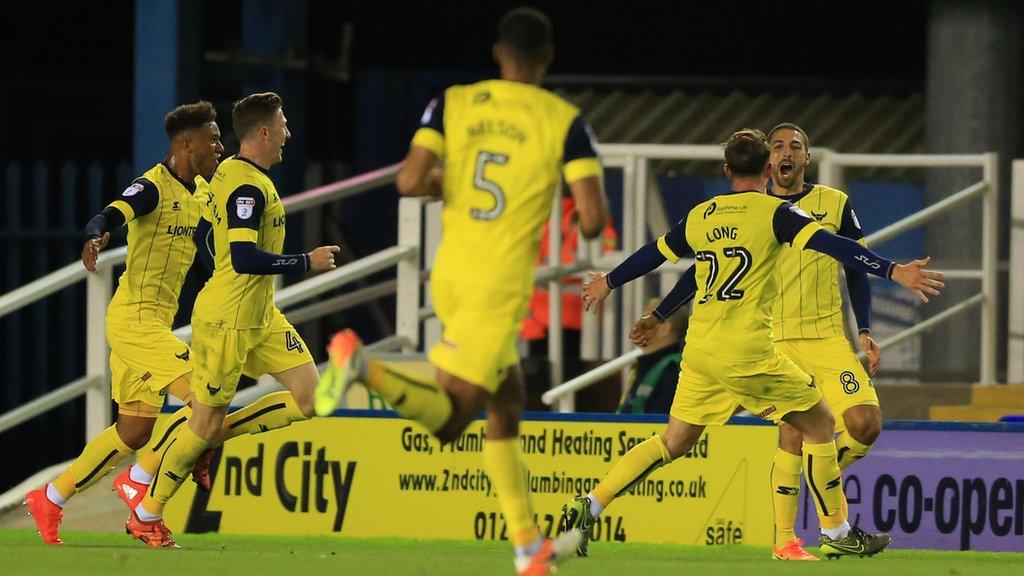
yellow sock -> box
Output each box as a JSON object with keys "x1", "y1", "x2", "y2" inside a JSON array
[
  {"x1": 136, "y1": 406, "x2": 192, "y2": 477},
  {"x1": 142, "y1": 423, "x2": 209, "y2": 516},
  {"x1": 771, "y1": 449, "x2": 803, "y2": 547},
  {"x1": 836, "y1": 431, "x2": 872, "y2": 469},
  {"x1": 219, "y1": 391, "x2": 307, "y2": 442},
  {"x1": 366, "y1": 359, "x2": 452, "y2": 433},
  {"x1": 484, "y1": 438, "x2": 538, "y2": 547},
  {"x1": 803, "y1": 441, "x2": 846, "y2": 529},
  {"x1": 592, "y1": 435, "x2": 671, "y2": 507},
  {"x1": 54, "y1": 425, "x2": 134, "y2": 500}
]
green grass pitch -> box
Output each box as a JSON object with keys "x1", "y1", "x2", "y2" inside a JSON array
[{"x1": 1, "y1": 530, "x2": 1021, "y2": 576}]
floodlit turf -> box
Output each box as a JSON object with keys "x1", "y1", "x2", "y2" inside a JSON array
[{"x1": 0, "y1": 530, "x2": 1021, "y2": 576}]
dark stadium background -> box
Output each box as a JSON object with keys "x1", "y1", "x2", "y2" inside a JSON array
[{"x1": 4, "y1": 0, "x2": 1020, "y2": 495}]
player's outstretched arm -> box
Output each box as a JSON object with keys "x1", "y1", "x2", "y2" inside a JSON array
[
  {"x1": 81, "y1": 180, "x2": 159, "y2": 273},
  {"x1": 630, "y1": 264, "x2": 697, "y2": 347},
  {"x1": 229, "y1": 242, "x2": 340, "y2": 275},
  {"x1": 581, "y1": 241, "x2": 667, "y2": 311},
  {"x1": 582, "y1": 216, "x2": 692, "y2": 312},
  {"x1": 804, "y1": 230, "x2": 944, "y2": 303},
  {"x1": 81, "y1": 230, "x2": 111, "y2": 274}
]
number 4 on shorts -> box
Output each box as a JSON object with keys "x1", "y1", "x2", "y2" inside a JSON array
[{"x1": 285, "y1": 331, "x2": 304, "y2": 353}]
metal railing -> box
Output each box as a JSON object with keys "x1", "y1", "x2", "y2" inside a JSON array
[
  {"x1": 0, "y1": 157, "x2": 605, "y2": 436},
  {"x1": 0, "y1": 163, "x2": 406, "y2": 438},
  {"x1": 0, "y1": 147, "x2": 1007, "y2": 435},
  {"x1": 1010, "y1": 159, "x2": 1024, "y2": 383},
  {"x1": 545, "y1": 147, "x2": 1001, "y2": 409}
]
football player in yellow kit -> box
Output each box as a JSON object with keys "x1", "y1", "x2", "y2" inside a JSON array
[
  {"x1": 563, "y1": 129, "x2": 942, "y2": 559},
  {"x1": 627, "y1": 124, "x2": 888, "y2": 560},
  {"x1": 24, "y1": 102, "x2": 223, "y2": 545},
  {"x1": 765, "y1": 123, "x2": 885, "y2": 559},
  {"x1": 323, "y1": 8, "x2": 609, "y2": 575},
  {"x1": 123, "y1": 92, "x2": 340, "y2": 548}
]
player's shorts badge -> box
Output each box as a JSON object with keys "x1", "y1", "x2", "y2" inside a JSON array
[{"x1": 236, "y1": 197, "x2": 256, "y2": 219}]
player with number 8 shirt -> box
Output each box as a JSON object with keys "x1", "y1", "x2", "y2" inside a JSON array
[{"x1": 563, "y1": 128, "x2": 944, "y2": 560}]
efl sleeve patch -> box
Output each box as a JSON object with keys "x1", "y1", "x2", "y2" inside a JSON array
[
  {"x1": 236, "y1": 197, "x2": 256, "y2": 219},
  {"x1": 114, "y1": 178, "x2": 160, "y2": 220},
  {"x1": 226, "y1": 185, "x2": 266, "y2": 231},
  {"x1": 122, "y1": 182, "x2": 144, "y2": 196}
]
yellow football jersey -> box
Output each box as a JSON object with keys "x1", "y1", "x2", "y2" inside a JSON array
[
  {"x1": 410, "y1": 79, "x2": 603, "y2": 295},
  {"x1": 657, "y1": 191, "x2": 822, "y2": 360},
  {"x1": 106, "y1": 163, "x2": 205, "y2": 326},
  {"x1": 770, "y1": 183, "x2": 865, "y2": 340},
  {"x1": 193, "y1": 156, "x2": 288, "y2": 329}
]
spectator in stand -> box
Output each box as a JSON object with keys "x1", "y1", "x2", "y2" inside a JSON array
[
  {"x1": 521, "y1": 191, "x2": 617, "y2": 357},
  {"x1": 617, "y1": 298, "x2": 688, "y2": 414}
]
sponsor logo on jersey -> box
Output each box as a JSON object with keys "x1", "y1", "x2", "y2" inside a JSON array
[
  {"x1": 703, "y1": 202, "x2": 717, "y2": 219},
  {"x1": 811, "y1": 211, "x2": 827, "y2": 221},
  {"x1": 236, "y1": 197, "x2": 256, "y2": 219},
  {"x1": 172, "y1": 201, "x2": 181, "y2": 212},
  {"x1": 756, "y1": 406, "x2": 777, "y2": 418},
  {"x1": 165, "y1": 225, "x2": 198, "y2": 237}
]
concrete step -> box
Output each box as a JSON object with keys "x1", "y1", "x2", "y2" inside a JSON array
[
  {"x1": 929, "y1": 404, "x2": 1024, "y2": 423},
  {"x1": 970, "y1": 384, "x2": 1024, "y2": 407}
]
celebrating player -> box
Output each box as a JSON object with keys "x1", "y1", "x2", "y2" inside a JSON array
[
  {"x1": 24, "y1": 102, "x2": 225, "y2": 545},
  {"x1": 630, "y1": 123, "x2": 889, "y2": 559},
  {"x1": 322, "y1": 8, "x2": 609, "y2": 575},
  {"x1": 765, "y1": 123, "x2": 886, "y2": 558},
  {"x1": 123, "y1": 92, "x2": 341, "y2": 547},
  {"x1": 563, "y1": 128, "x2": 943, "y2": 559}
]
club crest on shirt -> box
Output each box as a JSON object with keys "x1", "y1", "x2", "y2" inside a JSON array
[
  {"x1": 123, "y1": 182, "x2": 144, "y2": 197},
  {"x1": 236, "y1": 197, "x2": 256, "y2": 219}
]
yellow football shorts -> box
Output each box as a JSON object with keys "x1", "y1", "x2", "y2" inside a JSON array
[
  {"x1": 106, "y1": 318, "x2": 192, "y2": 411},
  {"x1": 670, "y1": 347, "x2": 822, "y2": 426},
  {"x1": 190, "y1": 307, "x2": 314, "y2": 408},
  {"x1": 427, "y1": 279, "x2": 526, "y2": 393},
  {"x1": 774, "y1": 335, "x2": 878, "y2": 433}
]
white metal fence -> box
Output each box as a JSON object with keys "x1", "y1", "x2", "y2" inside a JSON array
[
  {"x1": 545, "y1": 146, "x2": 1003, "y2": 408},
  {"x1": 0, "y1": 164, "x2": 408, "y2": 438},
  {"x1": 0, "y1": 147, "x2": 1013, "y2": 445},
  {"x1": 1011, "y1": 159, "x2": 1024, "y2": 383}
]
